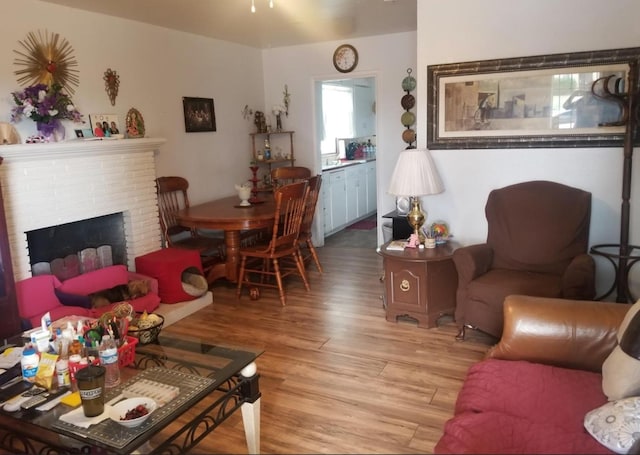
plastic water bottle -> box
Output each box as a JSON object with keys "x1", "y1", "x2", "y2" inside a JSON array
[{"x1": 98, "y1": 335, "x2": 120, "y2": 388}]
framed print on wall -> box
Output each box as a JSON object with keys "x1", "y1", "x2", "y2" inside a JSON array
[
  {"x1": 183, "y1": 97, "x2": 216, "y2": 132},
  {"x1": 427, "y1": 47, "x2": 640, "y2": 149}
]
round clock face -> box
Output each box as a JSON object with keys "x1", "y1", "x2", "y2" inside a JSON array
[{"x1": 333, "y1": 44, "x2": 358, "y2": 73}]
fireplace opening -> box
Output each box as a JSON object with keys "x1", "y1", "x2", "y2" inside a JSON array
[{"x1": 26, "y1": 213, "x2": 126, "y2": 279}]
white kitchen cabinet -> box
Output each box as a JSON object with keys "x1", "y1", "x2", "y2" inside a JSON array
[
  {"x1": 322, "y1": 181, "x2": 331, "y2": 233},
  {"x1": 323, "y1": 161, "x2": 377, "y2": 237},
  {"x1": 366, "y1": 161, "x2": 377, "y2": 214},
  {"x1": 345, "y1": 164, "x2": 367, "y2": 221},
  {"x1": 323, "y1": 169, "x2": 347, "y2": 235}
]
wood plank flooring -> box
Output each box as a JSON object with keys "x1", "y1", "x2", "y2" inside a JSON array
[{"x1": 162, "y1": 231, "x2": 496, "y2": 454}]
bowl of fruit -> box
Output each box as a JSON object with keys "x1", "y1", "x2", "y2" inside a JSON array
[{"x1": 109, "y1": 397, "x2": 157, "y2": 428}]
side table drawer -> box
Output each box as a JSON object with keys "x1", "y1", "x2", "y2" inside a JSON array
[{"x1": 387, "y1": 263, "x2": 424, "y2": 310}]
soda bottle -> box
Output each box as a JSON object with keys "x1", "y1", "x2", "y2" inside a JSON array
[{"x1": 98, "y1": 335, "x2": 120, "y2": 388}]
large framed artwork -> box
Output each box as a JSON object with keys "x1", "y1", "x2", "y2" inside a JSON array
[
  {"x1": 183, "y1": 97, "x2": 216, "y2": 133},
  {"x1": 427, "y1": 47, "x2": 640, "y2": 149}
]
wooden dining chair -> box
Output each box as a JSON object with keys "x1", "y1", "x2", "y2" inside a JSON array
[
  {"x1": 296, "y1": 174, "x2": 323, "y2": 273},
  {"x1": 156, "y1": 176, "x2": 225, "y2": 267},
  {"x1": 236, "y1": 181, "x2": 310, "y2": 306},
  {"x1": 270, "y1": 166, "x2": 311, "y2": 189}
]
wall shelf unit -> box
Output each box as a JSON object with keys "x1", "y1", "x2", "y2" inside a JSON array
[{"x1": 250, "y1": 131, "x2": 295, "y2": 191}]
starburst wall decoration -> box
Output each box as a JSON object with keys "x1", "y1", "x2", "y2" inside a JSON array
[{"x1": 13, "y1": 30, "x2": 79, "y2": 94}]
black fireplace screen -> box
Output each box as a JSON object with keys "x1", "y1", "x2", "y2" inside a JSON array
[{"x1": 26, "y1": 213, "x2": 126, "y2": 278}]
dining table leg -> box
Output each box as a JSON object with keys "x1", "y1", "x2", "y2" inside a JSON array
[
  {"x1": 224, "y1": 230, "x2": 242, "y2": 282},
  {"x1": 202, "y1": 230, "x2": 242, "y2": 284}
]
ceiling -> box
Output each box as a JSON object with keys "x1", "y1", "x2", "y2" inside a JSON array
[{"x1": 39, "y1": 0, "x2": 417, "y2": 49}]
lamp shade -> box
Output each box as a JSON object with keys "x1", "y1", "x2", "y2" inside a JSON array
[{"x1": 388, "y1": 149, "x2": 444, "y2": 196}]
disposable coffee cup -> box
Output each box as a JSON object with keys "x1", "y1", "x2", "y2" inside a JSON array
[{"x1": 75, "y1": 365, "x2": 106, "y2": 417}]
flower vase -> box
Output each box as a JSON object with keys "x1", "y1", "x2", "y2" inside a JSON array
[
  {"x1": 37, "y1": 120, "x2": 65, "y2": 142},
  {"x1": 275, "y1": 113, "x2": 283, "y2": 132}
]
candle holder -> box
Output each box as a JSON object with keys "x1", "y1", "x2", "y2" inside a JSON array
[{"x1": 249, "y1": 166, "x2": 262, "y2": 203}]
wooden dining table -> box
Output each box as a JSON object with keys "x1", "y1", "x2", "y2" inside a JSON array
[{"x1": 174, "y1": 195, "x2": 276, "y2": 283}]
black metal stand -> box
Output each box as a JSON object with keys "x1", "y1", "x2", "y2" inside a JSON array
[{"x1": 590, "y1": 61, "x2": 640, "y2": 302}]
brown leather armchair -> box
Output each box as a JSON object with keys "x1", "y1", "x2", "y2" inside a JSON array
[{"x1": 453, "y1": 180, "x2": 596, "y2": 339}]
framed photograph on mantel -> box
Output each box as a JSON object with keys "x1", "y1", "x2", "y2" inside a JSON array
[
  {"x1": 89, "y1": 113, "x2": 122, "y2": 138},
  {"x1": 427, "y1": 47, "x2": 640, "y2": 149},
  {"x1": 183, "y1": 97, "x2": 216, "y2": 132}
]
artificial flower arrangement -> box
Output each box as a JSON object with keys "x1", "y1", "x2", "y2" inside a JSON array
[
  {"x1": 11, "y1": 83, "x2": 83, "y2": 138},
  {"x1": 424, "y1": 221, "x2": 452, "y2": 244},
  {"x1": 272, "y1": 104, "x2": 286, "y2": 116},
  {"x1": 272, "y1": 104, "x2": 286, "y2": 131}
]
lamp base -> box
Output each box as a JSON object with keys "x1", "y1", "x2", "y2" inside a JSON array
[{"x1": 406, "y1": 197, "x2": 425, "y2": 244}]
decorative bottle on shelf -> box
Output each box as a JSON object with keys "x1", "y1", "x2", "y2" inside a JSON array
[
  {"x1": 98, "y1": 335, "x2": 120, "y2": 388},
  {"x1": 264, "y1": 138, "x2": 271, "y2": 160}
]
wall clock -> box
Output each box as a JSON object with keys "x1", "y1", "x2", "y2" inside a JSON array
[{"x1": 333, "y1": 44, "x2": 358, "y2": 73}]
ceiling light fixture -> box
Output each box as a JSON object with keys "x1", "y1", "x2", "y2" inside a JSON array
[{"x1": 251, "y1": 0, "x2": 274, "y2": 13}]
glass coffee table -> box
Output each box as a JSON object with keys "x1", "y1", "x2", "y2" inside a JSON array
[{"x1": 0, "y1": 334, "x2": 263, "y2": 454}]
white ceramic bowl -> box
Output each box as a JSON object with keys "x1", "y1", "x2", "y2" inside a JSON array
[{"x1": 108, "y1": 397, "x2": 157, "y2": 428}]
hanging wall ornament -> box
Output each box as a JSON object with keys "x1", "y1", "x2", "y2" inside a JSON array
[
  {"x1": 401, "y1": 68, "x2": 417, "y2": 148},
  {"x1": 104, "y1": 68, "x2": 120, "y2": 106},
  {"x1": 13, "y1": 30, "x2": 79, "y2": 94}
]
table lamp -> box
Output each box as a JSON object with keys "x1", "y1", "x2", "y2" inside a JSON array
[{"x1": 388, "y1": 149, "x2": 444, "y2": 243}]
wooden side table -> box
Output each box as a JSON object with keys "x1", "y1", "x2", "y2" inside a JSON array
[{"x1": 378, "y1": 241, "x2": 458, "y2": 328}]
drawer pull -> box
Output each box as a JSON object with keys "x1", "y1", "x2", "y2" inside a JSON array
[{"x1": 400, "y1": 279, "x2": 410, "y2": 292}]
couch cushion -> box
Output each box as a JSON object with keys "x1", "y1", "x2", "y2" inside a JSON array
[
  {"x1": 16, "y1": 274, "x2": 63, "y2": 320},
  {"x1": 436, "y1": 358, "x2": 611, "y2": 454},
  {"x1": 57, "y1": 265, "x2": 129, "y2": 295},
  {"x1": 436, "y1": 410, "x2": 613, "y2": 454}
]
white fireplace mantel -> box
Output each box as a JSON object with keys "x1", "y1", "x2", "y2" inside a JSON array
[
  {"x1": 0, "y1": 137, "x2": 167, "y2": 281},
  {"x1": 0, "y1": 137, "x2": 167, "y2": 161}
]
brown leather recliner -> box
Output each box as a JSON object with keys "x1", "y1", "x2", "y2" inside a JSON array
[{"x1": 453, "y1": 180, "x2": 596, "y2": 339}]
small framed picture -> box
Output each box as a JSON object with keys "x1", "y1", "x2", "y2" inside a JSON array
[
  {"x1": 183, "y1": 97, "x2": 216, "y2": 132},
  {"x1": 89, "y1": 114, "x2": 122, "y2": 138},
  {"x1": 75, "y1": 128, "x2": 94, "y2": 139}
]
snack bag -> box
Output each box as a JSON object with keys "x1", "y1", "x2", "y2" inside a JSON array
[{"x1": 35, "y1": 352, "x2": 59, "y2": 389}]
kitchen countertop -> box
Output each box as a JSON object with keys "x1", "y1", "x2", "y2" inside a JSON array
[{"x1": 322, "y1": 157, "x2": 376, "y2": 171}]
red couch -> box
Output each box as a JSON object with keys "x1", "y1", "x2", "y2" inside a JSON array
[
  {"x1": 16, "y1": 265, "x2": 161, "y2": 329},
  {"x1": 435, "y1": 295, "x2": 629, "y2": 454}
]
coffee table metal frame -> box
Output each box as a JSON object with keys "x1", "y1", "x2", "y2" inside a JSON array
[{"x1": 0, "y1": 335, "x2": 262, "y2": 454}]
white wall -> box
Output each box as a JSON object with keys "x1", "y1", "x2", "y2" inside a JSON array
[
  {"x1": 417, "y1": 0, "x2": 640, "y2": 298},
  {"x1": 261, "y1": 32, "x2": 417, "y2": 245},
  {"x1": 2, "y1": 0, "x2": 264, "y2": 205},
  {"x1": 2, "y1": 1, "x2": 417, "y2": 249}
]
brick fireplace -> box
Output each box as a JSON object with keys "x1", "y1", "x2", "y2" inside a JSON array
[{"x1": 0, "y1": 138, "x2": 166, "y2": 281}]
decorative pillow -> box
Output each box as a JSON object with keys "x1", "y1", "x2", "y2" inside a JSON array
[
  {"x1": 584, "y1": 396, "x2": 640, "y2": 454},
  {"x1": 603, "y1": 300, "x2": 640, "y2": 401},
  {"x1": 54, "y1": 288, "x2": 92, "y2": 309}
]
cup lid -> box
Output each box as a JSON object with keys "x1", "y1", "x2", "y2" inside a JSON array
[{"x1": 75, "y1": 364, "x2": 106, "y2": 380}]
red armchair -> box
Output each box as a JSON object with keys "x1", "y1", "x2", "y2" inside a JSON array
[{"x1": 453, "y1": 180, "x2": 596, "y2": 339}]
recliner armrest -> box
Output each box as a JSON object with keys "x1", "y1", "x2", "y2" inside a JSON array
[
  {"x1": 452, "y1": 244, "x2": 493, "y2": 285},
  {"x1": 561, "y1": 253, "x2": 596, "y2": 299},
  {"x1": 487, "y1": 294, "x2": 628, "y2": 372}
]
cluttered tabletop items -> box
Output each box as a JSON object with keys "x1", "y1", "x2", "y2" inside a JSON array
[{"x1": 0, "y1": 306, "x2": 170, "y2": 450}]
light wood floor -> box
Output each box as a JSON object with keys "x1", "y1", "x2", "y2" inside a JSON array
[{"x1": 162, "y1": 228, "x2": 495, "y2": 454}]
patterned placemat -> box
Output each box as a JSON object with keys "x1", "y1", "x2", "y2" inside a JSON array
[{"x1": 53, "y1": 367, "x2": 216, "y2": 450}]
